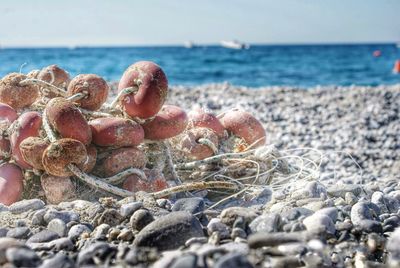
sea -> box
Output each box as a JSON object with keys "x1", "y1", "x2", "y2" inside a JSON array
[{"x1": 0, "y1": 44, "x2": 399, "y2": 88}]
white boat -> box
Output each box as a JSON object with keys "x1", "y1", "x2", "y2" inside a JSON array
[
  {"x1": 220, "y1": 40, "x2": 250, "y2": 50},
  {"x1": 184, "y1": 41, "x2": 195, "y2": 48}
]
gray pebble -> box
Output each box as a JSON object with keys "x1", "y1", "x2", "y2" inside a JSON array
[
  {"x1": 119, "y1": 201, "x2": 143, "y2": 218},
  {"x1": 0, "y1": 228, "x2": 8, "y2": 238},
  {"x1": 170, "y1": 254, "x2": 198, "y2": 268},
  {"x1": 207, "y1": 218, "x2": 230, "y2": 239},
  {"x1": 214, "y1": 252, "x2": 253, "y2": 268},
  {"x1": 6, "y1": 247, "x2": 41, "y2": 267},
  {"x1": 91, "y1": 223, "x2": 110, "y2": 240},
  {"x1": 133, "y1": 211, "x2": 204, "y2": 251},
  {"x1": 249, "y1": 213, "x2": 281, "y2": 233},
  {"x1": 314, "y1": 207, "x2": 338, "y2": 222},
  {"x1": 220, "y1": 207, "x2": 258, "y2": 227},
  {"x1": 44, "y1": 210, "x2": 80, "y2": 224},
  {"x1": 0, "y1": 237, "x2": 23, "y2": 264},
  {"x1": 68, "y1": 224, "x2": 91, "y2": 241},
  {"x1": 6, "y1": 227, "x2": 31, "y2": 239},
  {"x1": 47, "y1": 218, "x2": 67, "y2": 237},
  {"x1": 27, "y1": 230, "x2": 59, "y2": 244},
  {"x1": 9, "y1": 199, "x2": 45, "y2": 214},
  {"x1": 351, "y1": 201, "x2": 380, "y2": 225},
  {"x1": 130, "y1": 209, "x2": 154, "y2": 231},
  {"x1": 303, "y1": 214, "x2": 336, "y2": 234},
  {"x1": 31, "y1": 209, "x2": 47, "y2": 225},
  {"x1": 39, "y1": 253, "x2": 74, "y2": 268},
  {"x1": 171, "y1": 197, "x2": 205, "y2": 214}
]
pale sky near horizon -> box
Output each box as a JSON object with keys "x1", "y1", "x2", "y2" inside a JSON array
[{"x1": 0, "y1": 0, "x2": 399, "y2": 47}]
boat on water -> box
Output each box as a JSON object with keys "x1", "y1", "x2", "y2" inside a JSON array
[
  {"x1": 184, "y1": 41, "x2": 195, "y2": 48},
  {"x1": 220, "y1": 40, "x2": 250, "y2": 50}
]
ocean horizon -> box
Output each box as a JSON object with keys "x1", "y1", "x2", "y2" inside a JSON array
[{"x1": 1, "y1": 43, "x2": 399, "y2": 87}]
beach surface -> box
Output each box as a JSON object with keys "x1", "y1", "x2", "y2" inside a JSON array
[{"x1": 1, "y1": 84, "x2": 400, "y2": 267}]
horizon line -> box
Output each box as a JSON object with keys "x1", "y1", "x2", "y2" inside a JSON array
[{"x1": 1, "y1": 41, "x2": 398, "y2": 49}]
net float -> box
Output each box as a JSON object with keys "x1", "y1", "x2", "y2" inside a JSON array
[
  {"x1": 40, "y1": 174, "x2": 76, "y2": 204},
  {"x1": 188, "y1": 107, "x2": 225, "y2": 138},
  {"x1": 79, "y1": 145, "x2": 97, "y2": 173},
  {"x1": 0, "y1": 103, "x2": 18, "y2": 124},
  {"x1": 0, "y1": 163, "x2": 24, "y2": 205},
  {"x1": 45, "y1": 97, "x2": 92, "y2": 145},
  {"x1": 67, "y1": 74, "x2": 109, "y2": 111},
  {"x1": 10, "y1": 111, "x2": 42, "y2": 169},
  {"x1": 220, "y1": 109, "x2": 266, "y2": 150},
  {"x1": 141, "y1": 105, "x2": 188, "y2": 140},
  {"x1": 118, "y1": 61, "x2": 168, "y2": 119},
  {"x1": 394, "y1": 60, "x2": 400, "y2": 74},
  {"x1": 89, "y1": 117, "x2": 144, "y2": 147},
  {"x1": 122, "y1": 173, "x2": 167, "y2": 193},
  {"x1": 0, "y1": 73, "x2": 39, "y2": 109},
  {"x1": 100, "y1": 147, "x2": 146, "y2": 177},
  {"x1": 37, "y1": 64, "x2": 71, "y2": 89},
  {"x1": 177, "y1": 127, "x2": 219, "y2": 160},
  {"x1": 19, "y1": 137, "x2": 49, "y2": 170},
  {"x1": 42, "y1": 138, "x2": 88, "y2": 177}
]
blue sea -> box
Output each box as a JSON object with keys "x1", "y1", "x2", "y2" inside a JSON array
[{"x1": 0, "y1": 44, "x2": 399, "y2": 87}]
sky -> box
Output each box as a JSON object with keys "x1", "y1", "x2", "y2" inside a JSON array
[{"x1": 0, "y1": 0, "x2": 399, "y2": 47}]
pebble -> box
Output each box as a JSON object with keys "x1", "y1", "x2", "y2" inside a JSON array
[
  {"x1": 44, "y1": 210, "x2": 80, "y2": 224},
  {"x1": 327, "y1": 184, "x2": 362, "y2": 198},
  {"x1": 214, "y1": 252, "x2": 253, "y2": 268},
  {"x1": 249, "y1": 213, "x2": 281, "y2": 233},
  {"x1": 130, "y1": 209, "x2": 154, "y2": 231},
  {"x1": 303, "y1": 214, "x2": 336, "y2": 234},
  {"x1": 314, "y1": 207, "x2": 338, "y2": 222},
  {"x1": 220, "y1": 207, "x2": 258, "y2": 227},
  {"x1": 0, "y1": 237, "x2": 23, "y2": 264},
  {"x1": 92, "y1": 223, "x2": 110, "y2": 240},
  {"x1": 120, "y1": 201, "x2": 143, "y2": 218},
  {"x1": 351, "y1": 201, "x2": 380, "y2": 225},
  {"x1": 133, "y1": 211, "x2": 204, "y2": 250},
  {"x1": 169, "y1": 254, "x2": 198, "y2": 268},
  {"x1": 8, "y1": 199, "x2": 45, "y2": 214},
  {"x1": 31, "y1": 209, "x2": 47, "y2": 225},
  {"x1": 39, "y1": 253, "x2": 74, "y2": 268},
  {"x1": 27, "y1": 230, "x2": 59, "y2": 244},
  {"x1": 47, "y1": 218, "x2": 67, "y2": 237},
  {"x1": 68, "y1": 224, "x2": 92, "y2": 241},
  {"x1": 77, "y1": 242, "x2": 117, "y2": 266},
  {"x1": 6, "y1": 227, "x2": 31, "y2": 239},
  {"x1": 0, "y1": 228, "x2": 8, "y2": 238},
  {"x1": 117, "y1": 229, "x2": 134, "y2": 241},
  {"x1": 207, "y1": 218, "x2": 230, "y2": 238},
  {"x1": 6, "y1": 247, "x2": 41, "y2": 267},
  {"x1": 171, "y1": 197, "x2": 205, "y2": 214},
  {"x1": 248, "y1": 231, "x2": 308, "y2": 248},
  {"x1": 97, "y1": 209, "x2": 123, "y2": 226}
]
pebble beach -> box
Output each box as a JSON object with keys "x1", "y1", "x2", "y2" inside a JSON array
[{"x1": 1, "y1": 83, "x2": 400, "y2": 268}]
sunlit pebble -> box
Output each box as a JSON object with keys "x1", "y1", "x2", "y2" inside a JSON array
[{"x1": 308, "y1": 239, "x2": 325, "y2": 251}]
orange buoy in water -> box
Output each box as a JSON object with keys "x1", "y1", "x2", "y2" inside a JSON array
[
  {"x1": 394, "y1": 60, "x2": 400, "y2": 74},
  {"x1": 373, "y1": 50, "x2": 381, "y2": 57}
]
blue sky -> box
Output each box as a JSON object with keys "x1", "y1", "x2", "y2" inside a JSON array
[{"x1": 0, "y1": 0, "x2": 399, "y2": 47}]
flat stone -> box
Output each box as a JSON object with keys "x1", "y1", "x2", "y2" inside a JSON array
[
  {"x1": 171, "y1": 197, "x2": 205, "y2": 214},
  {"x1": 6, "y1": 247, "x2": 41, "y2": 267},
  {"x1": 27, "y1": 230, "x2": 59, "y2": 244},
  {"x1": 327, "y1": 184, "x2": 362, "y2": 198},
  {"x1": 351, "y1": 201, "x2": 380, "y2": 225},
  {"x1": 9, "y1": 199, "x2": 45, "y2": 214},
  {"x1": 133, "y1": 211, "x2": 204, "y2": 251},
  {"x1": 248, "y1": 231, "x2": 308, "y2": 248},
  {"x1": 120, "y1": 201, "x2": 143, "y2": 218},
  {"x1": 6, "y1": 227, "x2": 31, "y2": 239},
  {"x1": 47, "y1": 218, "x2": 67, "y2": 237}
]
